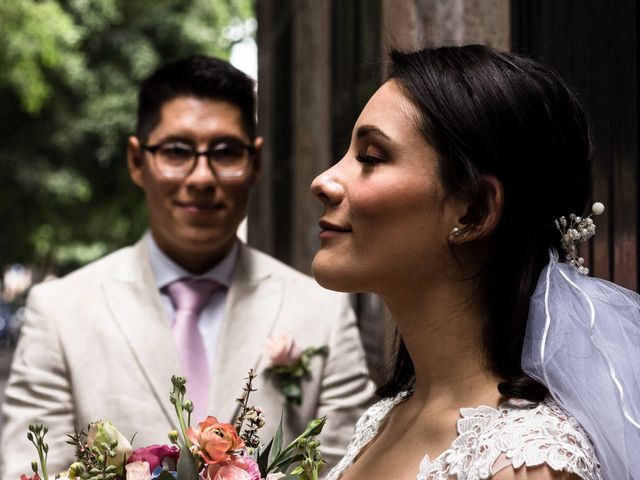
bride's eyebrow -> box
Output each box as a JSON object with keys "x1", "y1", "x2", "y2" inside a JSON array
[{"x1": 355, "y1": 125, "x2": 392, "y2": 142}]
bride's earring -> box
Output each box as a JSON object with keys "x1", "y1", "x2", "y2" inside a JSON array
[{"x1": 450, "y1": 226, "x2": 461, "y2": 235}]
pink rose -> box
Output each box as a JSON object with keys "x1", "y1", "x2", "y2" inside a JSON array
[
  {"x1": 205, "y1": 463, "x2": 249, "y2": 480},
  {"x1": 187, "y1": 417, "x2": 244, "y2": 464},
  {"x1": 206, "y1": 465, "x2": 249, "y2": 480},
  {"x1": 265, "y1": 333, "x2": 302, "y2": 367},
  {"x1": 125, "y1": 461, "x2": 151, "y2": 480},
  {"x1": 127, "y1": 445, "x2": 179, "y2": 471},
  {"x1": 240, "y1": 457, "x2": 261, "y2": 480},
  {"x1": 205, "y1": 456, "x2": 259, "y2": 480}
]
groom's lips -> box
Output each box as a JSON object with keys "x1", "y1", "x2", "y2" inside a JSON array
[
  {"x1": 318, "y1": 219, "x2": 352, "y2": 240},
  {"x1": 175, "y1": 200, "x2": 221, "y2": 214}
]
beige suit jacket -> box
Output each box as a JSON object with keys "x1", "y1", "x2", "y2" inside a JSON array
[{"x1": 0, "y1": 239, "x2": 375, "y2": 479}]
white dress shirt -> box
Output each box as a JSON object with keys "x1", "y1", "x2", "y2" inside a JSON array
[{"x1": 146, "y1": 232, "x2": 239, "y2": 371}]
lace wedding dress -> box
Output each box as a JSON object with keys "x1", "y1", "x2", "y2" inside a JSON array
[{"x1": 325, "y1": 392, "x2": 601, "y2": 480}]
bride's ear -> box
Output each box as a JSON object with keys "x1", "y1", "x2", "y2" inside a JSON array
[{"x1": 449, "y1": 175, "x2": 504, "y2": 245}]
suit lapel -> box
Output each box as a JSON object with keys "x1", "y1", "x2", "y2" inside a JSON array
[
  {"x1": 210, "y1": 245, "x2": 283, "y2": 423},
  {"x1": 101, "y1": 238, "x2": 179, "y2": 429}
]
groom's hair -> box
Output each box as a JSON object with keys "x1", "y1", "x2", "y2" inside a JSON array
[{"x1": 135, "y1": 55, "x2": 256, "y2": 141}]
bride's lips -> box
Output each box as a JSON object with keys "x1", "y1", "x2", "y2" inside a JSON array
[{"x1": 318, "y1": 219, "x2": 352, "y2": 240}]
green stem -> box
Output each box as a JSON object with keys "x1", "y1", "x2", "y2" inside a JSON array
[
  {"x1": 38, "y1": 448, "x2": 48, "y2": 480},
  {"x1": 174, "y1": 402, "x2": 191, "y2": 449}
]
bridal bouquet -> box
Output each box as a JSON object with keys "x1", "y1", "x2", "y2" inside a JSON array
[{"x1": 22, "y1": 372, "x2": 325, "y2": 480}]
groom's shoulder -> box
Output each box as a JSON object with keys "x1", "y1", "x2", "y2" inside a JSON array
[{"x1": 29, "y1": 244, "x2": 137, "y2": 297}]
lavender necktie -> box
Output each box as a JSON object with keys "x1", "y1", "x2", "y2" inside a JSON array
[{"x1": 164, "y1": 277, "x2": 219, "y2": 422}]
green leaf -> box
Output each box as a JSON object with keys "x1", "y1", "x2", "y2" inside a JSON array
[
  {"x1": 272, "y1": 452, "x2": 304, "y2": 473},
  {"x1": 257, "y1": 440, "x2": 272, "y2": 474},
  {"x1": 176, "y1": 444, "x2": 198, "y2": 480},
  {"x1": 282, "y1": 382, "x2": 302, "y2": 404},
  {"x1": 268, "y1": 413, "x2": 284, "y2": 468},
  {"x1": 156, "y1": 471, "x2": 176, "y2": 480}
]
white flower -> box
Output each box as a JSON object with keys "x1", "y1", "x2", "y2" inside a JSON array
[{"x1": 125, "y1": 461, "x2": 151, "y2": 480}]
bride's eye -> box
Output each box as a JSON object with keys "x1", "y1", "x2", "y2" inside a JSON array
[{"x1": 355, "y1": 153, "x2": 383, "y2": 165}]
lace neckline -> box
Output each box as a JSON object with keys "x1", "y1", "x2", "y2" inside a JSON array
[
  {"x1": 329, "y1": 391, "x2": 505, "y2": 477},
  {"x1": 325, "y1": 392, "x2": 601, "y2": 480},
  {"x1": 376, "y1": 393, "x2": 530, "y2": 469}
]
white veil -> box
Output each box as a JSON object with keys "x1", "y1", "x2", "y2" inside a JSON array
[{"x1": 522, "y1": 250, "x2": 640, "y2": 479}]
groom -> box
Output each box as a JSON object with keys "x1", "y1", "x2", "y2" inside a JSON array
[{"x1": 0, "y1": 56, "x2": 374, "y2": 479}]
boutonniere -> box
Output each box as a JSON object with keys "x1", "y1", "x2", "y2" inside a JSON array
[{"x1": 264, "y1": 333, "x2": 329, "y2": 405}]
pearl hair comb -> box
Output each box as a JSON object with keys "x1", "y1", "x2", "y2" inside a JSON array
[{"x1": 554, "y1": 202, "x2": 605, "y2": 274}]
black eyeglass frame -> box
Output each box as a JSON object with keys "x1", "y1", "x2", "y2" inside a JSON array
[{"x1": 141, "y1": 140, "x2": 256, "y2": 179}]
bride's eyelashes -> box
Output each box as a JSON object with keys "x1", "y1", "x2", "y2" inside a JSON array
[
  {"x1": 355, "y1": 151, "x2": 385, "y2": 166},
  {"x1": 353, "y1": 139, "x2": 389, "y2": 166},
  {"x1": 355, "y1": 152, "x2": 384, "y2": 165}
]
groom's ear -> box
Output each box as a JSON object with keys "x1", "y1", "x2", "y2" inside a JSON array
[
  {"x1": 449, "y1": 175, "x2": 503, "y2": 245},
  {"x1": 127, "y1": 135, "x2": 145, "y2": 188}
]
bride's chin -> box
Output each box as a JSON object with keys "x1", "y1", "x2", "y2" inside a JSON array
[{"x1": 311, "y1": 257, "x2": 357, "y2": 293}]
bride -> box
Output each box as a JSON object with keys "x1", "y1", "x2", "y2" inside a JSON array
[{"x1": 311, "y1": 45, "x2": 639, "y2": 479}]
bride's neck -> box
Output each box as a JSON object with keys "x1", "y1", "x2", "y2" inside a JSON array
[{"x1": 382, "y1": 277, "x2": 502, "y2": 406}]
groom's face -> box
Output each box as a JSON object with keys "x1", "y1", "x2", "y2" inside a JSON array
[{"x1": 127, "y1": 95, "x2": 262, "y2": 273}]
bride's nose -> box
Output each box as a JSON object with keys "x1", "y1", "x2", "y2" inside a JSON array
[{"x1": 311, "y1": 166, "x2": 345, "y2": 205}]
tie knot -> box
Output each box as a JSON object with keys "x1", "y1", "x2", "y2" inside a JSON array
[{"x1": 164, "y1": 278, "x2": 220, "y2": 315}]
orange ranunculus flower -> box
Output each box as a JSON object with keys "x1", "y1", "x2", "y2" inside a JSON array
[{"x1": 186, "y1": 416, "x2": 245, "y2": 464}]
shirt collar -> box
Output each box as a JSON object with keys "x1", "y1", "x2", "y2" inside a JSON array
[{"x1": 146, "y1": 231, "x2": 239, "y2": 290}]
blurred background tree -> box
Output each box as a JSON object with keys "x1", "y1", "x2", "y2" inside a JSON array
[{"x1": 0, "y1": 0, "x2": 255, "y2": 278}]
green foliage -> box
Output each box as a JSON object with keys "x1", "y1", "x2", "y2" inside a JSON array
[
  {"x1": 176, "y1": 444, "x2": 198, "y2": 480},
  {"x1": 0, "y1": 0, "x2": 254, "y2": 275},
  {"x1": 0, "y1": 1, "x2": 85, "y2": 114}
]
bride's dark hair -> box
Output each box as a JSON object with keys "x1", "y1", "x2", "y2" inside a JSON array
[{"x1": 377, "y1": 45, "x2": 592, "y2": 402}]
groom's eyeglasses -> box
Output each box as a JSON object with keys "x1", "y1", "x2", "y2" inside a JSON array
[{"x1": 142, "y1": 139, "x2": 255, "y2": 180}]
